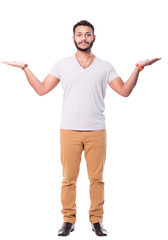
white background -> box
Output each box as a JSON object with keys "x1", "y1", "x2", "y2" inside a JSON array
[{"x1": 0, "y1": 0, "x2": 168, "y2": 239}]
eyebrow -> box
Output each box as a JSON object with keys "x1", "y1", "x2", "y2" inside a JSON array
[{"x1": 76, "y1": 32, "x2": 91, "y2": 34}]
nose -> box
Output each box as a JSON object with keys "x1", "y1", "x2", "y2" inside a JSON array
[{"x1": 81, "y1": 35, "x2": 86, "y2": 41}]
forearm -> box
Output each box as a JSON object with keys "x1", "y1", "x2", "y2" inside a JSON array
[
  {"x1": 122, "y1": 66, "x2": 140, "y2": 97},
  {"x1": 23, "y1": 66, "x2": 43, "y2": 95}
]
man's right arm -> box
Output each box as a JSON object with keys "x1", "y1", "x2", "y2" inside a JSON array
[
  {"x1": 2, "y1": 60, "x2": 60, "y2": 96},
  {"x1": 23, "y1": 66, "x2": 60, "y2": 96}
]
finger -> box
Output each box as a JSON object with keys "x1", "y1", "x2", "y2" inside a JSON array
[
  {"x1": 149, "y1": 58, "x2": 161, "y2": 64},
  {"x1": 152, "y1": 58, "x2": 161, "y2": 62},
  {"x1": 1, "y1": 61, "x2": 15, "y2": 66},
  {"x1": 2, "y1": 61, "x2": 18, "y2": 66},
  {"x1": 2, "y1": 61, "x2": 11, "y2": 64},
  {"x1": 153, "y1": 58, "x2": 161, "y2": 63}
]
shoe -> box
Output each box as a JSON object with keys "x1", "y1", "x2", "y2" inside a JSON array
[
  {"x1": 92, "y1": 222, "x2": 107, "y2": 236},
  {"x1": 58, "y1": 222, "x2": 75, "y2": 236}
]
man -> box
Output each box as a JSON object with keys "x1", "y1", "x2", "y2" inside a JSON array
[{"x1": 2, "y1": 20, "x2": 161, "y2": 237}]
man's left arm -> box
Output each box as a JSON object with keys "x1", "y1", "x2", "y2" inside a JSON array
[{"x1": 109, "y1": 58, "x2": 161, "y2": 97}]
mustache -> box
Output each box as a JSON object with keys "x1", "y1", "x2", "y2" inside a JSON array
[{"x1": 79, "y1": 41, "x2": 89, "y2": 44}]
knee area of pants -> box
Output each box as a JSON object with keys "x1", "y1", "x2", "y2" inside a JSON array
[
  {"x1": 89, "y1": 178, "x2": 104, "y2": 185},
  {"x1": 62, "y1": 179, "x2": 77, "y2": 187}
]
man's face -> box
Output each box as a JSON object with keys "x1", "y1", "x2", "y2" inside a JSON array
[{"x1": 73, "y1": 25, "x2": 95, "y2": 52}]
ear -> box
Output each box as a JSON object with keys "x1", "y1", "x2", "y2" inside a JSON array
[
  {"x1": 93, "y1": 35, "x2": 96, "y2": 42},
  {"x1": 72, "y1": 36, "x2": 74, "y2": 41}
]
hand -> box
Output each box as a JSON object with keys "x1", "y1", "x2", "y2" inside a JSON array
[
  {"x1": 138, "y1": 58, "x2": 161, "y2": 67},
  {"x1": 2, "y1": 61, "x2": 26, "y2": 69}
]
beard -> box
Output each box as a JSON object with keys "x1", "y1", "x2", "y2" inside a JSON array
[{"x1": 74, "y1": 39, "x2": 94, "y2": 52}]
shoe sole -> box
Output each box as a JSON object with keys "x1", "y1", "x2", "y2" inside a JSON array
[
  {"x1": 92, "y1": 228, "x2": 107, "y2": 236},
  {"x1": 58, "y1": 227, "x2": 75, "y2": 236}
]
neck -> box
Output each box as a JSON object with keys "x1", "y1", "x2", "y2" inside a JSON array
[{"x1": 75, "y1": 49, "x2": 93, "y2": 60}]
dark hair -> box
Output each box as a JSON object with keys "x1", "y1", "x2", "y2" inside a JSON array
[{"x1": 73, "y1": 20, "x2": 94, "y2": 35}]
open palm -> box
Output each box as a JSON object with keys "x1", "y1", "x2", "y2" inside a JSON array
[
  {"x1": 2, "y1": 61, "x2": 26, "y2": 69},
  {"x1": 138, "y1": 58, "x2": 161, "y2": 67}
]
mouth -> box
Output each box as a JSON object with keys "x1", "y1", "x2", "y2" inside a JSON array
[{"x1": 80, "y1": 42, "x2": 88, "y2": 46}]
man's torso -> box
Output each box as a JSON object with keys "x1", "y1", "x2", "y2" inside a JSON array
[{"x1": 49, "y1": 54, "x2": 119, "y2": 130}]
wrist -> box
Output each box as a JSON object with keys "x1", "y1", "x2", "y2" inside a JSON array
[
  {"x1": 135, "y1": 63, "x2": 144, "y2": 71},
  {"x1": 22, "y1": 64, "x2": 28, "y2": 70}
]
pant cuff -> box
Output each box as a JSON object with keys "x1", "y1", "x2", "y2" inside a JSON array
[
  {"x1": 90, "y1": 216, "x2": 103, "y2": 224},
  {"x1": 63, "y1": 217, "x2": 76, "y2": 224}
]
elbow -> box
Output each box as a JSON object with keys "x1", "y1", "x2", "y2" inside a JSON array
[
  {"x1": 120, "y1": 85, "x2": 129, "y2": 97},
  {"x1": 36, "y1": 87, "x2": 45, "y2": 96},
  {"x1": 123, "y1": 92, "x2": 129, "y2": 97},
  {"x1": 36, "y1": 90, "x2": 43, "y2": 96},
  {"x1": 121, "y1": 87, "x2": 132, "y2": 97},
  {"x1": 120, "y1": 90, "x2": 129, "y2": 98},
  {"x1": 37, "y1": 83, "x2": 45, "y2": 96},
  {"x1": 38, "y1": 91, "x2": 48, "y2": 96},
  {"x1": 38, "y1": 92, "x2": 44, "y2": 96},
  {"x1": 115, "y1": 91, "x2": 129, "y2": 98}
]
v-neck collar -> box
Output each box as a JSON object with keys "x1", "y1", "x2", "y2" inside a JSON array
[{"x1": 73, "y1": 54, "x2": 97, "y2": 70}]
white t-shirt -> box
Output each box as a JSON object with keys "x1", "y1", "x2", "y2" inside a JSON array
[{"x1": 49, "y1": 54, "x2": 120, "y2": 130}]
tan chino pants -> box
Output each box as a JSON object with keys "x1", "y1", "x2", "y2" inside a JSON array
[{"x1": 60, "y1": 129, "x2": 107, "y2": 224}]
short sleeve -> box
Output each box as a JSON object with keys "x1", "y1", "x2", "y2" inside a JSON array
[
  {"x1": 107, "y1": 65, "x2": 120, "y2": 84},
  {"x1": 49, "y1": 60, "x2": 60, "y2": 79}
]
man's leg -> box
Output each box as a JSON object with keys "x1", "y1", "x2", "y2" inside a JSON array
[
  {"x1": 83, "y1": 130, "x2": 107, "y2": 224},
  {"x1": 60, "y1": 129, "x2": 83, "y2": 224}
]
